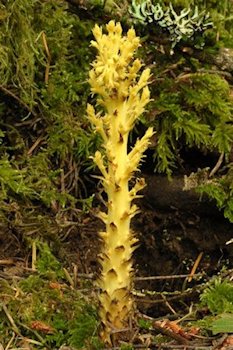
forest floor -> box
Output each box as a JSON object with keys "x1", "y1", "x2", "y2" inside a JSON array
[{"x1": 0, "y1": 174, "x2": 233, "y2": 349}]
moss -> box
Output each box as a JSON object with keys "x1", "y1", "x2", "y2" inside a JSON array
[
  {"x1": 0, "y1": 0, "x2": 100, "y2": 208},
  {"x1": 149, "y1": 70, "x2": 233, "y2": 175},
  {"x1": 200, "y1": 278, "x2": 233, "y2": 314},
  {"x1": 0, "y1": 244, "x2": 99, "y2": 349}
]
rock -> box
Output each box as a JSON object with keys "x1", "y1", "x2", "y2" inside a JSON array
[
  {"x1": 215, "y1": 48, "x2": 233, "y2": 73},
  {"x1": 142, "y1": 174, "x2": 219, "y2": 216}
]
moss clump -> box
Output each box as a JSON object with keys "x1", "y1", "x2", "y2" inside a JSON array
[
  {"x1": 0, "y1": 0, "x2": 100, "y2": 213},
  {"x1": 200, "y1": 278, "x2": 233, "y2": 314},
  {"x1": 149, "y1": 72, "x2": 233, "y2": 177},
  {"x1": 0, "y1": 244, "x2": 100, "y2": 349}
]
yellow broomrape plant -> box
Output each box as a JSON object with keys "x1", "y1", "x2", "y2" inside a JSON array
[{"x1": 87, "y1": 20, "x2": 154, "y2": 345}]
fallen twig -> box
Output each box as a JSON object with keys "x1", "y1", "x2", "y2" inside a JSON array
[
  {"x1": 135, "y1": 273, "x2": 203, "y2": 281},
  {"x1": 152, "y1": 321, "x2": 189, "y2": 345}
]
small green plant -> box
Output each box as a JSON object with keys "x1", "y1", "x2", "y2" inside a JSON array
[
  {"x1": 138, "y1": 318, "x2": 153, "y2": 330},
  {"x1": 198, "y1": 279, "x2": 233, "y2": 335},
  {"x1": 0, "y1": 157, "x2": 33, "y2": 199},
  {"x1": 35, "y1": 241, "x2": 65, "y2": 278},
  {"x1": 68, "y1": 304, "x2": 100, "y2": 348},
  {"x1": 200, "y1": 278, "x2": 233, "y2": 314}
]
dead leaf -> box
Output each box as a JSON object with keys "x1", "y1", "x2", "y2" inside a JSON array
[{"x1": 30, "y1": 320, "x2": 54, "y2": 334}]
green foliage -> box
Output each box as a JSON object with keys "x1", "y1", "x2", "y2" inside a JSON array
[
  {"x1": 150, "y1": 73, "x2": 233, "y2": 177},
  {"x1": 25, "y1": 152, "x2": 77, "y2": 208},
  {"x1": 20, "y1": 274, "x2": 45, "y2": 293},
  {"x1": 0, "y1": 157, "x2": 33, "y2": 199},
  {"x1": 0, "y1": 245, "x2": 99, "y2": 349},
  {"x1": 195, "y1": 316, "x2": 216, "y2": 332},
  {"x1": 211, "y1": 313, "x2": 233, "y2": 334},
  {"x1": 200, "y1": 278, "x2": 233, "y2": 314},
  {"x1": 138, "y1": 318, "x2": 153, "y2": 330},
  {"x1": 120, "y1": 344, "x2": 134, "y2": 350},
  {"x1": 35, "y1": 241, "x2": 65, "y2": 278},
  {"x1": 201, "y1": 183, "x2": 233, "y2": 223},
  {"x1": 68, "y1": 304, "x2": 100, "y2": 348},
  {"x1": 0, "y1": 0, "x2": 102, "y2": 238},
  {"x1": 198, "y1": 278, "x2": 233, "y2": 335}
]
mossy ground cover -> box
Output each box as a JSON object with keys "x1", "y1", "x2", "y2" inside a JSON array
[{"x1": 0, "y1": 243, "x2": 100, "y2": 349}]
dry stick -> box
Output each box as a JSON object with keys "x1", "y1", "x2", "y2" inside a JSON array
[
  {"x1": 0, "y1": 259, "x2": 15, "y2": 265},
  {"x1": 209, "y1": 152, "x2": 224, "y2": 178},
  {"x1": 60, "y1": 168, "x2": 65, "y2": 193},
  {"x1": 152, "y1": 322, "x2": 190, "y2": 345},
  {"x1": 5, "y1": 333, "x2": 15, "y2": 350},
  {"x1": 17, "y1": 321, "x2": 46, "y2": 345},
  {"x1": 134, "y1": 287, "x2": 202, "y2": 305},
  {"x1": 135, "y1": 273, "x2": 203, "y2": 281},
  {"x1": 27, "y1": 136, "x2": 44, "y2": 156},
  {"x1": 0, "y1": 272, "x2": 22, "y2": 280},
  {"x1": 31, "y1": 240, "x2": 37, "y2": 271},
  {"x1": 161, "y1": 294, "x2": 177, "y2": 315},
  {"x1": 158, "y1": 62, "x2": 184, "y2": 78},
  {"x1": 188, "y1": 252, "x2": 203, "y2": 283},
  {"x1": 63, "y1": 267, "x2": 74, "y2": 287},
  {"x1": 73, "y1": 272, "x2": 94, "y2": 279},
  {"x1": 42, "y1": 32, "x2": 51, "y2": 84},
  {"x1": 73, "y1": 263, "x2": 78, "y2": 289},
  {"x1": 176, "y1": 70, "x2": 232, "y2": 82}
]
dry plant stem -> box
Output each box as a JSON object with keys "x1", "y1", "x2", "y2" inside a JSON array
[
  {"x1": 5, "y1": 334, "x2": 15, "y2": 350},
  {"x1": 135, "y1": 273, "x2": 203, "y2": 281},
  {"x1": 42, "y1": 31, "x2": 51, "y2": 84},
  {"x1": 161, "y1": 294, "x2": 177, "y2": 315},
  {"x1": 2, "y1": 303, "x2": 21, "y2": 336},
  {"x1": 152, "y1": 322, "x2": 189, "y2": 345},
  {"x1": 187, "y1": 252, "x2": 203, "y2": 282},
  {"x1": 209, "y1": 152, "x2": 224, "y2": 178},
  {"x1": 27, "y1": 136, "x2": 44, "y2": 156},
  {"x1": 0, "y1": 259, "x2": 15, "y2": 265},
  {"x1": 87, "y1": 21, "x2": 153, "y2": 345},
  {"x1": 31, "y1": 240, "x2": 37, "y2": 271}
]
